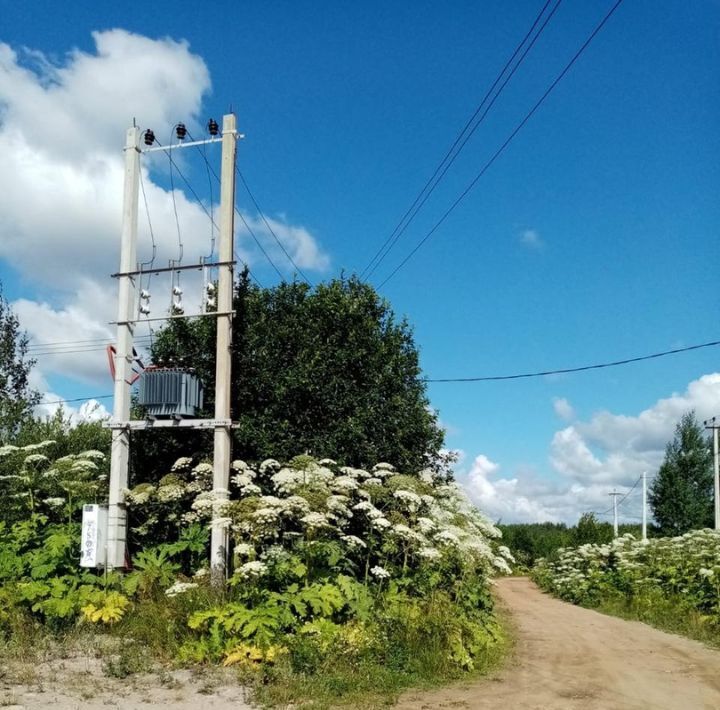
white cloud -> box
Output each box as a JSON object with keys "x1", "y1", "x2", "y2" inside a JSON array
[
  {"x1": 519, "y1": 229, "x2": 544, "y2": 249},
  {"x1": 240, "y1": 212, "x2": 331, "y2": 274},
  {"x1": 553, "y1": 396, "x2": 575, "y2": 421},
  {"x1": 461, "y1": 373, "x2": 720, "y2": 524},
  {"x1": 34, "y1": 394, "x2": 110, "y2": 425},
  {"x1": 551, "y1": 373, "x2": 720, "y2": 485},
  {"x1": 462, "y1": 454, "x2": 575, "y2": 524},
  {"x1": 0, "y1": 30, "x2": 329, "y2": 396}
]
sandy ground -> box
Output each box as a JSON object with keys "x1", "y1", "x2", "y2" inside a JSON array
[
  {"x1": 397, "y1": 576, "x2": 720, "y2": 710},
  {"x1": 4, "y1": 577, "x2": 720, "y2": 709},
  {"x1": 0, "y1": 655, "x2": 253, "y2": 710}
]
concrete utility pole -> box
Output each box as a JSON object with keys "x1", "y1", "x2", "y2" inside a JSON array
[
  {"x1": 107, "y1": 126, "x2": 140, "y2": 569},
  {"x1": 703, "y1": 417, "x2": 720, "y2": 531},
  {"x1": 609, "y1": 490, "x2": 620, "y2": 538},
  {"x1": 641, "y1": 471, "x2": 647, "y2": 541},
  {"x1": 210, "y1": 113, "x2": 237, "y2": 579}
]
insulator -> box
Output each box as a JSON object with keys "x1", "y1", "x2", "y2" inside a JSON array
[
  {"x1": 205, "y1": 296, "x2": 216, "y2": 309},
  {"x1": 139, "y1": 304, "x2": 151, "y2": 315},
  {"x1": 172, "y1": 300, "x2": 184, "y2": 314},
  {"x1": 172, "y1": 286, "x2": 183, "y2": 296},
  {"x1": 143, "y1": 129, "x2": 155, "y2": 146},
  {"x1": 140, "y1": 289, "x2": 151, "y2": 300},
  {"x1": 176, "y1": 123, "x2": 187, "y2": 140},
  {"x1": 205, "y1": 282, "x2": 216, "y2": 294},
  {"x1": 207, "y1": 118, "x2": 219, "y2": 136}
]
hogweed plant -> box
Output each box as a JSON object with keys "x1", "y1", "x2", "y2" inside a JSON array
[
  {"x1": 124, "y1": 455, "x2": 513, "y2": 672},
  {"x1": 533, "y1": 529, "x2": 720, "y2": 641}
]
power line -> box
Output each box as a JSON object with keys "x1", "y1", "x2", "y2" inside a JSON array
[
  {"x1": 147, "y1": 135, "x2": 264, "y2": 289},
  {"x1": 236, "y1": 208, "x2": 286, "y2": 280},
  {"x1": 167, "y1": 130, "x2": 184, "y2": 269},
  {"x1": 27, "y1": 335, "x2": 152, "y2": 352},
  {"x1": 237, "y1": 169, "x2": 313, "y2": 286},
  {"x1": 378, "y1": 0, "x2": 625, "y2": 288},
  {"x1": 424, "y1": 338, "x2": 718, "y2": 383},
  {"x1": 361, "y1": 0, "x2": 560, "y2": 281},
  {"x1": 189, "y1": 141, "x2": 287, "y2": 281},
  {"x1": 616, "y1": 476, "x2": 642, "y2": 508},
  {"x1": 39, "y1": 395, "x2": 114, "y2": 406},
  {"x1": 138, "y1": 168, "x2": 157, "y2": 273}
]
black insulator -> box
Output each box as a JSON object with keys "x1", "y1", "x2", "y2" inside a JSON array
[
  {"x1": 176, "y1": 123, "x2": 187, "y2": 140},
  {"x1": 207, "y1": 118, "x2": 219, "y2": 136},
  {"x1": 143, "y1": 129, "x2": 155, "y2": 146}
]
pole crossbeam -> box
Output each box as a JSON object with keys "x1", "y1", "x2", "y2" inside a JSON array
[
  {"x1": 111, "y1": 260, "x2": 235, "y2": 278},
  {"x1": 142, "y1": 136, "x2": 224, "y2": 153}
]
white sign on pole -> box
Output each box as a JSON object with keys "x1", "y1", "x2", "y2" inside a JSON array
[{"x1": 80, "y1": 504, "x2": 108, "y2": 568}]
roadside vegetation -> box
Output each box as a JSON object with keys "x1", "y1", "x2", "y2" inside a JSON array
[
  {"x1": 528, "y1": 411, "x2": 719, "y2": 647},
  {"x1": 0, "y1": 276, "x2": 514, "y2": 707},
  {"x1": 532, "y1": 529, "x2": 720, "y2": 647},
  {"x1": 0, "y1": 432, "x2": 511, "y2": 707},
  {"x1": 499, "y1": 515, "x2": 641, "y2": 570}
]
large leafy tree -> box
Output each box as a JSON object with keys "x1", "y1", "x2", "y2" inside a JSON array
[
  {"x1": 0, "y1": 285, "x2": 40, "y2": 443},
  {"x1": 133, "y1": 274, "x2": 443, "y2": 478},
  {"x1": 649, "y1": 411, "x2": 713, "y2": 535}
]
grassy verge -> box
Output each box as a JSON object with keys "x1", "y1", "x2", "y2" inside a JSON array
[
  {"x1": 252, "y1": 629, "x2": 509, "y2": 709},
  {"x1": 251, "y1": 594, "x2": 513, "y2": 709},
  {"x1": 0, "y1": 602, "x2": 512, "y2": 710},
  {"x1": 590, "y1": 591, "x2": 720, "y2": 649}
]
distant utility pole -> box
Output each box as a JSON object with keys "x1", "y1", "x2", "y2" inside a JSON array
[
  {"x1": 641, "y1": 471, "x2": 648, "y2": 541},
  {"x1": 704, "y1": 417, "x2": 720, "y2": 531},
  {"x1": 609, "y1": 490, "x2": 621, "y2": 538}
]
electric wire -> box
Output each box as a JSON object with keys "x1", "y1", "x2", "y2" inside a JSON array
[
  {"x1": 236, "y1": 209, "x2": 286, "y2": 280},
  {"x1": 138, "y1": 168, "x2": 157, "y2": 274},
  {"x1": 378, "y1": 0, "x2": 625, "y2": 288},
  {"x1": 236, "y1": 168, "x2": 313, "y2": 286},
  {"x1": 27, "y1": 336, "x2": 147, "y2": 349},
  {"x1": 40, "y1": 395, "x2": 114, "y2": 406},
  {"x1": 616, "y1": 475, "x2": 642, "y2": 508},
  {"x1": 361, "y1": 0, "x2": 561, "y2": 281},
  {"x1": 168, "y1": 127, "x2": 185, "y2": 268},
  {"x1": 424, "y1": 337, "x2": 717, "y2": 383},
  {"x1": 138, "y1": 162, "x2": 158, "y2": 351},
  {"x1": 150, "y1": 136, "x2": 264, "y2": 289},
  {"x1": 37, "y1": 336, "x2": 717, "y2": 407},
  {"x1": 188, "y1": 140, "x2": 288, "y2": 282}
]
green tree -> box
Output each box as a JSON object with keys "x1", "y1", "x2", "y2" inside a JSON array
[
  {"x1": 649, "y1": 411, "x2": 713, "y2": 535},
  {"x1": 571, "y1": 512, "x2": 613, "y2": 546},
  {"x1": 0, "y1": 285, "x2": 40, "y2": 443},
  {"x1": 134, "y1": 274, "x2": 443, "y2": 480}
]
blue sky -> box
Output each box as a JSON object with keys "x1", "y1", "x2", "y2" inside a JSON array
[{"x1": 1, "y1": 0, "x2": 718, "y2": 522}]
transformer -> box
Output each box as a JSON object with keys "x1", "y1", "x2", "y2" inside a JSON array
[{"x1": 137, "y1": 368, "x2": 203, "y2": 418}]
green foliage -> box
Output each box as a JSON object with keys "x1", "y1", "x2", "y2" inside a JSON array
[
  {"x1": 533, "y1": 528, "x2": 720, "y2": 646},
  {"x1": 650, "y1": 411, "x2": 713, "y2": 535},
  {"x1": 0, "y1": 440, "x2": 108, "y2": 526},
  {"x1": 0, "y1": 451, "x2": 508, "y2": 707},
  {"x1": 14, "y1": 411, "x2": 110, "y2": 459},
  {"x1": 124, "y1": 548, "x2": 181, "y2": 598},
  {"x1": 572, "y1": 512, "x2": 614, "y2": 546},
  {"x1": 499, "y1": 516, "x2": 640, "y2": 568},
  {"x1": 138, "y1": 274, "x2": 444, "y2": 481},
  {"x1": 0, "y1": 285, "x2": 40, "y2": 444}
]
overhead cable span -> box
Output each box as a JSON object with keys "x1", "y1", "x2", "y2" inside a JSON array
[{"x1": 425, "y1": 339, "x2": 720, "y2": 383}]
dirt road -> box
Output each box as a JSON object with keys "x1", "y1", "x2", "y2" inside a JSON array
[{"x1": 397, "y1": 576, "x2": 720, "y2": 710}]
